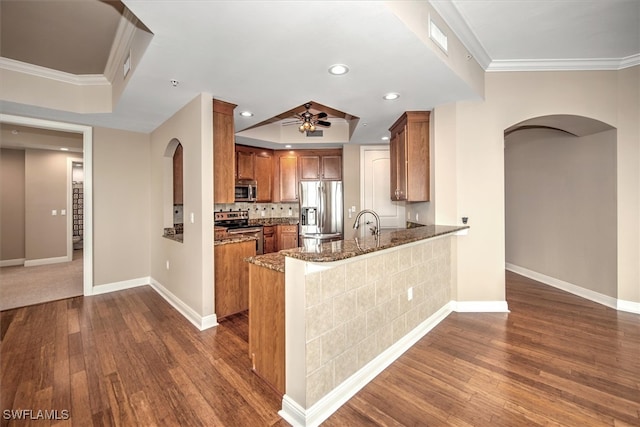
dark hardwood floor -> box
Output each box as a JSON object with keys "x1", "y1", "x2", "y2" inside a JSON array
[{"x1": 2, "y1": 272, "x2": 638, "y2": 426}]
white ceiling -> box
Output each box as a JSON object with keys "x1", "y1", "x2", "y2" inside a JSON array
[{"x1": 1, "y1": 0, "x2": 638, "y2": 149}]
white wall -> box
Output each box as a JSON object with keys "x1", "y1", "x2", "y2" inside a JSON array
[
  {"x1": 93, "y1": 126, "x2": 151, "y2": 286},
  {"x1": 505, "y1": 128, "x2": 617, "y2": 297},
  {"x1": 433, "y1": 67, "x2": 639, "y2": 306},
  {"x1": 149, "y1": 93, "x2": 214, "y2": 325}
]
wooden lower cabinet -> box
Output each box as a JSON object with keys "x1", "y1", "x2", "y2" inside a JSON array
[
  {"x1": 249, "y1": 264, "x2": 285, "y2": 395},
  {"x1": 214, "y1": 240, "x2": 255, "y2": 318},
  {"x1": 263, "y1": 225, "x2": 275, "y2": 254},
  {"x1": 277, "y1": 224, "x2": 298, "y2": 251}
]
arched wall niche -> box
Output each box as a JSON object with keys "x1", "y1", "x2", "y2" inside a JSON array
[{"x1": 163, "y1": 138, "x2": 183, "y2": 239}]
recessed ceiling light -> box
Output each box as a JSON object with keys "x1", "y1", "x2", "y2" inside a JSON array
[
  {"x1": 60, "y1": 147, "x2": 69, "y2": 151},
  {"x1": 328, "y1": 64, "x2": 349, "y2": 75},
  {"x1": 383, "y1": 93, "x2": 400, "y2": 100},
  {"x1": 284, "y1": 145, "x2": 292, "y2": 148},
  {"x1": 239, "y1": 111, "x2": 253, "y2": 117},
  {"x1": 11, "y1": 130, "x2": 19, "y2": 135},
  {"x1": 381, "y1": 136, "x2": 389, "y2": 141}
]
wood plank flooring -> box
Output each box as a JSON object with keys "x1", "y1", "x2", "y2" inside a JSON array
[
  {"x1": 2, "y1": 271, "x2": 639, "y2": 426},
  {"x1": 324, "y1": 271, "x2": 640, "y2": 426}
]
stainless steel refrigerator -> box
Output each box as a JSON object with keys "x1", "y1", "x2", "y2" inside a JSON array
[{"x1": 299, "y1": 181, "x2": 343, "y2": 248}]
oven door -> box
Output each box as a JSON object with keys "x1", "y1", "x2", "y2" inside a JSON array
[{"x1": 226, "y1": 227, "x2": 264, "y2": 255}]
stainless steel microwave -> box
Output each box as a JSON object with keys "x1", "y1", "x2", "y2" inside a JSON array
[{"x1": 235, "y1": 180, "x2": 257, "y2": 202}]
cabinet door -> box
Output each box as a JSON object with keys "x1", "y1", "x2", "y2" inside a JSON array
[
  {"x1": 173, "y1": 143, "x2": 183, "y2": 205},
  {"x1": 213, "y1": 99, "x2": 236, "y2": 203},
  {"x1": 263, "y1": 225, "x2": 276, "y2": 254},
  {"x1": 277, "y1": 224, "x2": 298, "y2": 250},
  {"x1": 214, "y1": 240, "x2": 255, "y2": 318},
  {"x1": 299, "y1": 155, "x2": 320, "y2": 180},
  {"x1": 254, "y1": 154, "x2": 273, "y2": 202},
  {"x1": 396, "y1": 126, "x2": 408, "y2": 201},
  {"x1": 321, "y1": 155, "x2": 342, "y2": 180},
  {"x1": 389, "y1": 127, "x2": 407, "y2": 201},
  {"x1": 237, "y1": 150, "x2": 255, "y2": 180},
  {"x1": 279, "y1": 156, "x2": 298, "y2": 202}
]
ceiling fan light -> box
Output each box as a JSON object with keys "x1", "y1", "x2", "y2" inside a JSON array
[
  {"x1": 299, "y1": 125, "x2": 306, "y2": 132},
  {"x1": 309, "y1": 124, "x2": 316, "y2": 132}
]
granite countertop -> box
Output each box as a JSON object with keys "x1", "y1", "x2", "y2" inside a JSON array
[
  {"x1": 249, "y1": 218, "x2": 299, "y2": 226},
  {"x1": 246, "y1": 252, "x2": 286, "y2": 273},
  {"x1": 245, "y1": 224, "x2": 468, "y2": 271},
  {"x1": 214, "y1": 236, "x2": 258, "y2": 246},
  {"x1": 163, "y1": 233, "x2": 183, "y2": 243}
]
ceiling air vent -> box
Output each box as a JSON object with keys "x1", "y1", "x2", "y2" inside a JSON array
[{"x1": 306, "y1": 130, "x2": 324, "y2": 137}]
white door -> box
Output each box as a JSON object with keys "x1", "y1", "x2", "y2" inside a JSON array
[{"x1": 361, "y1": 147, "x2": 405, "y2": 229}]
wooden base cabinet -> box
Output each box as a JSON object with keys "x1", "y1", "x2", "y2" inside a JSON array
[
  {"x1": 277, "y1": 224, "x2": 298, "y2": 251},
  {"x1": 263, "y1": 225, "x2": 275, "y2": 254},
  {"x1": 249, "y1": 264, "x2": 285, "y2": 395},
  {"x1": 389, "y1": 111, "x2": 430, "y2": 202},
  {"x1": 214, "y1": 240, "x2": 255, "y2": 318}
]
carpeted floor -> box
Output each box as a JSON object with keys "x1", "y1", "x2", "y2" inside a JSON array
[{"x1": 0, "y1": 250, "x2": 83, "y2": 311}]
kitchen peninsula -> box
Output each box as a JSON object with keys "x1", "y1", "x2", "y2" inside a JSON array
[{"x1": 246, "y1": 224, "x2": 468, "y2": 426}]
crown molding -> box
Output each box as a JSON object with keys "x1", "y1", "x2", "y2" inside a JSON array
[
  {"x1": 0, "y1": 57, "x2": 109, "y2": 86},
  {"x1": 487, "y1": 55, "x2": 640, "y2": 72},
  {"x1": 428, "y1": 0, "x2": 492, "y2": 70}
]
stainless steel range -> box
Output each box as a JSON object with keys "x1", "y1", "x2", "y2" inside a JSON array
[{"x1": 214, "y1": 210, "x2": 264, "y2": 255}]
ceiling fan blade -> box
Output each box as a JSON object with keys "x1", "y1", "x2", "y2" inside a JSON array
[
  {"x1": 316, "y1": 112, "x2": 328, "y2": 119},
  {"x1": 316, "y1": 120, "x2": 331, "y2": 127}
]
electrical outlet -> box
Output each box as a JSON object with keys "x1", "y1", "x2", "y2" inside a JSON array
[
  {"x1": 415, "y1": 213, "x2": 419, "y2": 222},
  {"x1": 408, "y1": 287, "x2": 413, "y2": 301},
  {"x1": 51, "y1": 210, "x2": 57, "y2": 216}
]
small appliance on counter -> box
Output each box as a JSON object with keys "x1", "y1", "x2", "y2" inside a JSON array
[
  {"x1": 214, "y1": 210, "x2": 263, "y2": 254},
  {"x1": 234, "y1": 180, "x2": 257, "y2": 202},
  {"x1": 299, "y1": 181, "x2": 343, "y2": 247}
]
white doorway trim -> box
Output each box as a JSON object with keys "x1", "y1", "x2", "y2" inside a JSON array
[{"x1": 0, "y1": 114, "x2": 93, "y2": 296}]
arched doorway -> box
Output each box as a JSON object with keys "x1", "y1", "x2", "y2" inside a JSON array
[{"x1": 504, "y1": 114, "x2": 618, "y2": 304}]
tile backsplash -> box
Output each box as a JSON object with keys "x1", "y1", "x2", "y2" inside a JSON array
[{"x1": 214, "y1": 202, "x2": 299, "y2": 220}]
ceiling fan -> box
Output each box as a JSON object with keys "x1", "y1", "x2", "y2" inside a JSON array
[{"x1": 283, "y1": 103, "x2": 331, "y2": 133}]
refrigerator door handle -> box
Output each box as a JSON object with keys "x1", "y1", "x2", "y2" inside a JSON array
[{"x1": 318, "y1": 183, "x2": 323, "y2": 231}]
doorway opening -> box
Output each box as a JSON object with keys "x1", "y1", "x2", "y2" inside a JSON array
[
  {"x1": 504, "y1": 114, "x2": 617, "y2": 304},
  {"x1": 0, "y1": 114, "x2": 93, "y2": 304}
]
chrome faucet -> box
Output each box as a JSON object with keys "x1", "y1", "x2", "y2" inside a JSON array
[{"x1": 353, "y1": 209, "x2": 380, "y2": 236}]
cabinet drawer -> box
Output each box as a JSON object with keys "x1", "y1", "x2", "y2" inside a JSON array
[{"x1": 279, "y1": 224, "x2": 298, "y2": 234}]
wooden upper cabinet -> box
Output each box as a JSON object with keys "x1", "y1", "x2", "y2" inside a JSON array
[
  {"x1": 299, "y1": 155, "x2": 320, "y2": 180},
  {"x1": 299, "y1": 150, "x2": 342, "y2": 181},
  {"x1": 173, "y1": 143, "x2": 183, "y2": 205},
  {"x1": 236, "y1": 150, "x2": 255, "y2": 180},
  {"x1": 213, "y1": 99, "x2": 236, "y2": 204},
  {"x1": 254, "y1": 153, "x2": 273, "y2": 202},
  {"x1": 278, "y1": 154, "x2": 298, "y2": 202},
  {"x1": 236, "y1": 145, "x2": 273, "y2": 202},
  {"x1": 321, "y1": 155, "x2": 342, "y2": 180},
  {"x1": 389, "y1": 111, "x2": 430, "y2": 202}
]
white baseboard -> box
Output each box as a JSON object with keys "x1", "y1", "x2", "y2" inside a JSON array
[
  {"x1": 24, "y1": 255, "x2": 69, "y2": 267},
  {"x1": 505, "y1": 263, "x2": 629, "y2": 311},
  {"x1": 0, "y1": 258, "x2": 26, "y2": 267},
  {"x1": 451, "y1": 300, "x2": 510, "y2": 312},
  {"x1": 279, "y1": 302, "x2": 453, "y2": 427},
  {"x1": 618, "y1": 299, "x2": 640, "y2": 314},
  {"x1": 149, "y1": 277, "x2": 218, "y2": 331},
  {"x1": 91, "y1": 277, "x2": 149, "y2": 295}
]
